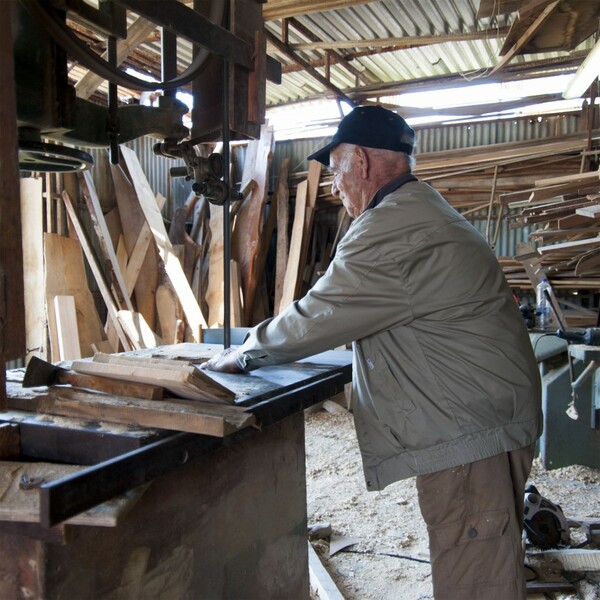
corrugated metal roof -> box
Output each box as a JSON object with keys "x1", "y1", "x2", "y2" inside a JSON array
[
  {"x1": 263, "y1": 0, "x2": 591, "y2": 108},
  {"x1": 59, "y1": 0, "x2": 594, "y2": 114}
]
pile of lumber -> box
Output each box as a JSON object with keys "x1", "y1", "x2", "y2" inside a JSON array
[
  {"x1": 278, "y1": 132, "x2": 600, "y2": 328},
  {"x1": 7, "y1": 349, "x2": 253, "y2": 437},
  {"x1": 501, "y1": 168, "x2": 600, "y2": 292},
  {"x1": 22, "y1": 128, "x2": 600, "y2": 357},
  {"x1": 22, "y1": 145, "x2": 214, "y2": 363}
]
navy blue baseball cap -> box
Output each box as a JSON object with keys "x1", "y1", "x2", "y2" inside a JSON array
[{"x1": 307, "y1": 105, "x2": 415, "y2": 166}]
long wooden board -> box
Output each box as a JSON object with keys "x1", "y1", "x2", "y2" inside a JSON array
[
  {"x1": 79, "y1": 170, "x2": 134, "y2": 312},
  {"x1": 232, "y1": 125, "x2": 274, "y2": 323},
  {"x1": 279, "y1": 179, "x2": 308, "y2": 313},
  {"x1": 109, "y1": 161, "x2": 159, "y2": 330},
  {"x1": 40, "y1": 387, "x2": 254, "y2": 438},
  {"x1": 20, "y1": 177, "x2": 46, "y2": 364},
  {"x1": 120, "y1": 146, "x2": 207, "y2": 339}
]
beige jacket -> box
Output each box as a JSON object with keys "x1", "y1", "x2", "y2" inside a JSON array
[{"x1": 235, "y1": 179, "x2": 542, "y2": 491}]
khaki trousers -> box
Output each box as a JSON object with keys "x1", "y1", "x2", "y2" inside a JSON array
[{"x1": 416, "y1": 444, "x2": 535, "y2": 600}]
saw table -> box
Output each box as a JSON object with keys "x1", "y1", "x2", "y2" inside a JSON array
[{"x1": 0, "y1": 344, "x2": 352, "y2": 600}]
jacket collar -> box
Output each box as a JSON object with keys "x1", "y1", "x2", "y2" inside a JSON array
[{"x1": 366, "y1": 172, "x2": 418, "y2": 211}]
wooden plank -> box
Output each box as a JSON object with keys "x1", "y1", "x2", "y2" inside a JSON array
[
  {"x1": 120, "y1": 146, "x2": 207, "y2": 339},
  {"x1": 575, "y1": 204, "x2": 600, "y2": 218},
  {"x1": 263, "y1": 0, "x2": 374, "y2": 20},
  {"x1": 61, "y1": 192, "x2": 133, "y2": 351},
  {"x1": 43, "y1": 233, "x2": 107, "y2": 359},
  {"x1": 279, "y1": 180, "x2": 308, "y2": 313},
  {"x1": 56, "y1": 370, "x2": 164, "y2": 400},
  {"x1": 274, "y1": 157, "x2": 291, "y2": 314},
  {"x1": 72, "y1": 353, "x2": 235, "y2": 403},
  {"x1": 79, "y1": 171, "x2": 134, "y2": 312},
  {"x1": 54, "y1": 295, "x2": 82, "y2": 361},
  {"x1": 230, "y1": 260, "x2": 244, "y2": 327},
  {"x1": 296, "y1": 161, "x2": 321, "y2": 297},
  {"x1": 534, "y1": 168, "x2": 600, "y2": 188},
  {"x1": 41, "y1": 387, "x2": 254, "y2": 438},
  {"x1": 537, "y1": 236, "x2": 600, "y2": 254},
  {"x1": 206, "y1": 202, "x2": 226, "y2": 327},
  {"x1": 109, "y1": 162, "x2": 159, "y2": 331},
  {"x1": 20, "y1": 177, "x2": 47, "y2": 364},
  {"x1": 491, "y1": 1, "x2": 559, "y2": 74},
  {"x1": 231, "y1": 125, "x2": 275, "y2": 324},
  {"x1": 308, "y1": 542, "x2": 345, "y2": 600},
  {"x1": 156, "y1": 283, "x2": 184, "y2": 345}
]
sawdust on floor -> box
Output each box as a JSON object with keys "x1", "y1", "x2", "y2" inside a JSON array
[{"x1": 305, "y1": 408, "x2": 600, "y2": 600}]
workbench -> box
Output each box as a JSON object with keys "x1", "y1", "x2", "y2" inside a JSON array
[{"x1": 0, "y1": 344, "x2": 352, "y2": 599}]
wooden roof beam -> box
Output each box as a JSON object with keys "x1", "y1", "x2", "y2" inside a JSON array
[
  {"x1": 287, "y1": 17, "x2": 371, "y2": 86},
  {"x1": 290, "y1": 27, "x2": 510, "y2": 51},
  {"x1": 265, "y1": 29, "x2": 357, "y2": 106},
  {"x1": 263, "y1": 0, "x2": 376, "y2": 21}
]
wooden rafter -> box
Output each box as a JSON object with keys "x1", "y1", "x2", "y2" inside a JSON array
[
  {"x1": 265, "y1": 30, "x2": 356, "y2": 105},
  {"x1": 287, "y1": 17, "x2": 371, "y2": 86},
  {"x1": 263, "y1": 0, "x2": 376, "y2": 21},
  {"x1": 289, "y1": 27, "x2": 510, "y2": 51}
]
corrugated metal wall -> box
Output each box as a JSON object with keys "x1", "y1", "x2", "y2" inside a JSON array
[{"x1": 89, "y1": 112, "x2": 583, "y2": 260}]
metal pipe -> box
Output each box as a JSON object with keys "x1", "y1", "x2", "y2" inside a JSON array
[{"x1": 223, "y1": 58, "x2": 231, "y2": 349}]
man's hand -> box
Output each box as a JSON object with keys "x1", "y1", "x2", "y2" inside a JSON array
[{"x1": 200, "y1": 347, "x2": 243, "y2": 373}]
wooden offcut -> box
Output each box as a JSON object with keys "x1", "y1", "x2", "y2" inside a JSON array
[
  {"x1": 110, "y1": 161, "x2": 159, "y2": 330},
  {"x1": 62, "y1": 191, "x2": 132, "y2": 351},
  {"x1": 53, "y1": 295, "x2": 82, "y2": 361},
  {"x1": 72, "y1": 353, "x2": 235, "y2": 403}
]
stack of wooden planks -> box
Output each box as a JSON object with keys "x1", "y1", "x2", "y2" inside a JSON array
[
  {"x1": 287, "y1": 132, "x2": 598, "y2": 290},
  {"x1": 25, "y1": 145, "x2": 216, "y2": 362},
  {"x1": 501, "y1": 168, "x2": 600, "y2": 292},
  {"x1": 7, "y1": 347, "x2": 254, "y2": 438},
  {"x1": 22, "y1": 128, "x2": 600, "y2": 350}
]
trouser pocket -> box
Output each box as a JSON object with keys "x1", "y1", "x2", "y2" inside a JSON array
[{"x1": 426, "y1": 509, "x2": 523, "y2": 599}]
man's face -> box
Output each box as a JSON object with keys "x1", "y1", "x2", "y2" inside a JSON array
[{"x1": 329, "y1": 144, "x2": 364, "y2": 218}]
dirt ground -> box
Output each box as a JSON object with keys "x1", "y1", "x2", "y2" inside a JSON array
[{"x1": 304, "y1": 407, "x2": 600, "y2": 600}]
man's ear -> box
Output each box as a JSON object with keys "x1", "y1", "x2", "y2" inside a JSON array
[{"x1": 355, "y1": 146, "x2": 369, "y2": 178}]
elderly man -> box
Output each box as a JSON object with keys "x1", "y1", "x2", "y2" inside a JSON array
[{"x1": 202, "y1": 105, "x2": 542, "y2": 600}]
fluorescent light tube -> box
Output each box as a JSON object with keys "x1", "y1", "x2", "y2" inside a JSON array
[{"x1": 563, "y1": 39, "x2": 600, "y2": 99}]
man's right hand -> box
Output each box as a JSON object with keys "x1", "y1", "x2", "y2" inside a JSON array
[{"x1": 200, "y1": 347, "x2": 243, "y2": 373}]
